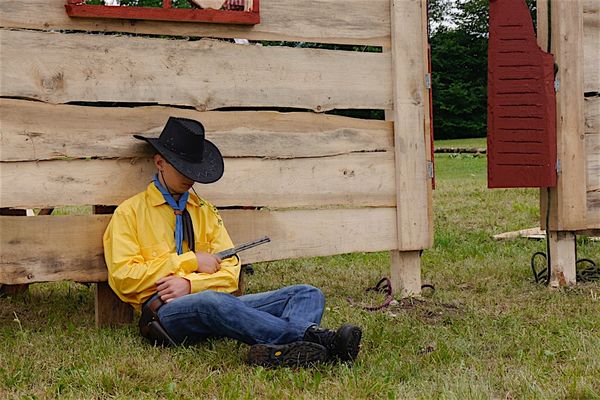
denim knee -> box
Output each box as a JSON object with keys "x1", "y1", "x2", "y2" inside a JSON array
[
  {"x1": 166, "y1": 290, "x2": 234, "y2": 316},
  {"x1": 295, "y1": 284, "x2": 325, "y2": 306},
  {"x1": 193, "y1": 290, "x2": 232, "y2": 310}
]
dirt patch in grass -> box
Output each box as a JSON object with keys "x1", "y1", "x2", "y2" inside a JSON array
[{"x1": 383, "y1": 297, "x2": 465, "y2": 325}]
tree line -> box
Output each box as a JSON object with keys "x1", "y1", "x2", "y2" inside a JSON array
[{"x1": 429, "y1": 0, "x2": 536, "y2": 139}]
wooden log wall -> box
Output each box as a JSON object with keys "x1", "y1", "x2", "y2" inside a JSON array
[
  {"x1": 0, "y1": 1, "x2": 433, "y2": 286},
  {"x1": 538, "y1": 0, "x2": 599, "y2": 233},
  {"x1": 584, "y1": 0, "x2": 600, "y2": 226}
]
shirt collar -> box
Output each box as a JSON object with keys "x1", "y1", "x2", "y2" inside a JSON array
[{"x1": 147, "y1": 182, "x2": 200, "y2": 207}]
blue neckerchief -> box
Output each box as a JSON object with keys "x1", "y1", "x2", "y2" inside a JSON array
[{"x1": 153, "y1": 174, "x2": 189, "y2": 255}]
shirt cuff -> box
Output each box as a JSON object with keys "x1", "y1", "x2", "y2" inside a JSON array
[{"x1": 170, "y1": 251, "x2": 198, "y2": 274}]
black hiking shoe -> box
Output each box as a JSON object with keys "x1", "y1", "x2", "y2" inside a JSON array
[
  {"x1": 247, "y1": 341, "x2": 330, "y2": 368},
  {"x1": 303, "y1": 324, "x2": 362, "y2": 362}
]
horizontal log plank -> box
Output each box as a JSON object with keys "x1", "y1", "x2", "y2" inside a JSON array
[
  {"x1": 586, "y1": 96, "x2": 599, "y2": 225},
  {"x1": 0, "y1": 0, "x2": 390, "y2": 46},
  {"x1": 585, "y1": 96, "x2": 599, "y2": 135},
  {"x1": 0, "y1": 153, "x2": 395, "y2": 209},
  {"x1": 0, "y1": 29, "x2": 392, "y2": 111},
  {"x1": 0, "y1": 208, "x2": 398, "y2": 284},
  {"x1": 0, "y1": 99, "x2": 392, "y2": 161},
  {"x1": 587, "y1": 131, "x2": 600, "y2": 223}
]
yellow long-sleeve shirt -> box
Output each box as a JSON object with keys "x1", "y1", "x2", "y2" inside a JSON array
[{"x1": 103, "y1": 182, "x2": 240, "y2": 311}]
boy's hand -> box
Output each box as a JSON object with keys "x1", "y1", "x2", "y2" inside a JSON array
[
  {"x1": 195, "y1": 252, "x2": 221, "y2": 274},
  {"x1": 157, "y1": 275, "x2": 191, "y2": 302}
]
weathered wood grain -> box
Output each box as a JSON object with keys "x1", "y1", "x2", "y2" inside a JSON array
[
  {"x1": 95, "y1": 282, "x2": 133, "y2": 327},
  {"x1": 0, "y1": 29, "x2": 391, "y2": 111},
  {"x1": 0, "y1": 99, "x2": 392, "y2": 161},
  {"x1": 0, "y1": 208, "x2": 398, "y2": 284},
  {"x1": 586, "y1": 96, "x2": 600, "y2": 135},
  {"x1": 583, "y1": 0, "x2": 599, "y2": 93},
  {"x1": 0, "y1": 153, "x2": 395, "y2": 209},
  {"x1": 586, "y1": 97, "x2": 600, "y2": 208},
  {"x1": 549, "y1": 231, "x2": 576, "y2": 286},
  {"x1": 537, "y1": 0, "x2": 549, "y2": 51},
  {"x1": 390, "y1": 0, "x2": 431, "y2": 250},
  {"x1": 0, "y1": 0, "x2": 390, "y2": 46},
  {"x1": 549, "y1": 0, "x2": 587, "y2": 230},
  {"x1": 587, "y1": 128, "x2": 600, "y2": 225}
]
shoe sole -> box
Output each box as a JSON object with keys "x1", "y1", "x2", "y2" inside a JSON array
[
  {"x1": 247, "y1": 341, "x2": 329, "y2": 368},
  {"x1": 336, "y1": 324, "x2": 362, "y2": 362}
]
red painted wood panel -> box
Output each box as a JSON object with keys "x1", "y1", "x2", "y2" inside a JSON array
[
  {"x1": 65, "y1": 0, "x2": 260, "y2": 25},
  {"x1": 488, "y1": 0, "x2": 556, "y2": 188}
]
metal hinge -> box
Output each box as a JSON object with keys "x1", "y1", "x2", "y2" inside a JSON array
[
  {"x1": 554, "y1": 78, "x2": 560, "y2": 92},
  {"x1": 425, "y1": 73, "x2": 431, "y2": 90},
  {"x1": 556, "y1": 159, "x2": 561, "y2": 174},
  {"x1": 426, "y1": 161, "x2": 434, "y2": 179}
]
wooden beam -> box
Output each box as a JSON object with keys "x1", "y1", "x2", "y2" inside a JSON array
[
  {"x1": 0, "y1": 284, "x2": 28, "y2": 296},
  {"x1": 0, "y1": 208, "x2": 29, "y2": 296},
  {"x1": 542, "y1": 0, "x2": 587, "y2": 231},
  {"x1": 583, "y1": 0, "x2": 599, "y2": 93},
  {"x1": 582, "y1": 0, "x2": 599, "y2": 227},
  {"x1": 93, "y1": 204, "x2": 132, "y2": 327},
  {"x1": 536, "y1": 0, "x2": 553, "y2": 232},
  {"x1": 385, "y1": 0, "x2": 431, "y2": 297},
  {"x1": 548, "y1": 230, "x2": 576, "y2": 287},
  {"x1": 390, "y1": 250, "x2": 421, "y2": 297},
  {"x1": 0, "y1": 99, "x2": 392, "y2": 162},
  {"x1": 536, "y1": 0, "x2": 549, "y2": 52},
  {"x1": 0, "y1": 0, "x2": 390, "y2": 46},
  {"x1": 95, "y1": 282, "x2": 133, "y2": 327},
  {"x1": 0, "y1": 29, "x2": 392, "y2": 111},
  {"x1": 421, "y1": 0, "x2": 434, "y2": 242},
  {"x1": 0, "y1": 153, "x2": 395, "y2": 209},
  {"x1": 390, "y1": 0, "x2": 431, "y2": 250},
  {"x1": 0, "y1": 208, "x2": 398, "y2": 285}
]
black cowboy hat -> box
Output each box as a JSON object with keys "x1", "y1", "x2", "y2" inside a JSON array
[{"x1": 134, "y1": 117, "x2": 224, "y2": 183}]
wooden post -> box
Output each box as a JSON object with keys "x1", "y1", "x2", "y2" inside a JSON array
[
  {"x1": 386, "y1": 0, "x2": 432, "y2": 296},
  {"x1": 390, "y1": 250, "x2": 422, "y2": 297},
  {"x1": 548, "y1": 0, "x2": 587, "y2": 231},
  {"x1": 538, "y1": 0, "x2": 584, "y2": 285},
  {"x1": 536, "y1": 0, "x2": 549, "y2": 51},
  {"x1": 95, "y1": 282, "x2": 134, "y2": 327},
  {"x1": 548, "y1": 231, "x2": 576, "y2": 287},
  {"x1": 0, "y1": 208, "x2": 29, "y2": 296},
  {"x1": 93, "y1": 205, "x2": 133, "y2": 327}
]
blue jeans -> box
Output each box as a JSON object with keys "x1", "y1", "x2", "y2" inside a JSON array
[{"x1": 157, "y1": 284, "x2": 325, "y2": 345}]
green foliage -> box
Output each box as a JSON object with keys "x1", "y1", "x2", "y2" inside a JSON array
[
  {"x1": 428, "y1": 0, "x2": 536, "y2": 140},
  {"x1": 428, "y1": 0, "x2": 488, "y2": 139},
  {"x1": 430, "y1": 26, "x2": 487, "y2": 139}
]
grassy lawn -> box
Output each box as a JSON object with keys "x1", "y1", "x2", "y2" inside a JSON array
[
  {"x1": 2, "y1": 154, "x2": 599, "y2": 399},
  {"x1": 435, "y1": 137, "x2": 487, "y2": 149}
]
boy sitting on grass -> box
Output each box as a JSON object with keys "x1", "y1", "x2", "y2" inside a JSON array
[{"x1": 103, "y1": 116, "x2": 362, "y2": 367}]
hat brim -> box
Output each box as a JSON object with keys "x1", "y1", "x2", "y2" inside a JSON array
[{"x1": 134, "y1": 135, "x2": 224, "y2": 184}]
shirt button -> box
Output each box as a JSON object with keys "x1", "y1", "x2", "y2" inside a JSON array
[{"x1": 152, "y1": 251, "x2": 157, "y2": 257}]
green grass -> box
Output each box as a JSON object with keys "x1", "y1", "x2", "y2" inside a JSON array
[
  {"x1": 435, "y1": 137, "x2": 487, "y2": 149},
  {"x1": 2, "y1": 154, "x2": 599, "y2": 399}
]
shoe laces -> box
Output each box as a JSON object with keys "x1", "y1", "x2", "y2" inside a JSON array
[{"x1": 306, "y1": 326, "x2": 336, "y2": 348}]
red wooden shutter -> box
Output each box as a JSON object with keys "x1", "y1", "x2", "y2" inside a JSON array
[{"x1": 488, "y1": 0, "x2": 557, "y2": 188}]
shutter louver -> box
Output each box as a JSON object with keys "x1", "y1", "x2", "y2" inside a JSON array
[{"x1": 488, "y1": 0, "x2": 557, "y2": 188}]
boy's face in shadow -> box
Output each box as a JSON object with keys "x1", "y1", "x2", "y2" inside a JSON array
[{"x1": 154, "y1": 154, "x2": 195, "y2": 194}]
